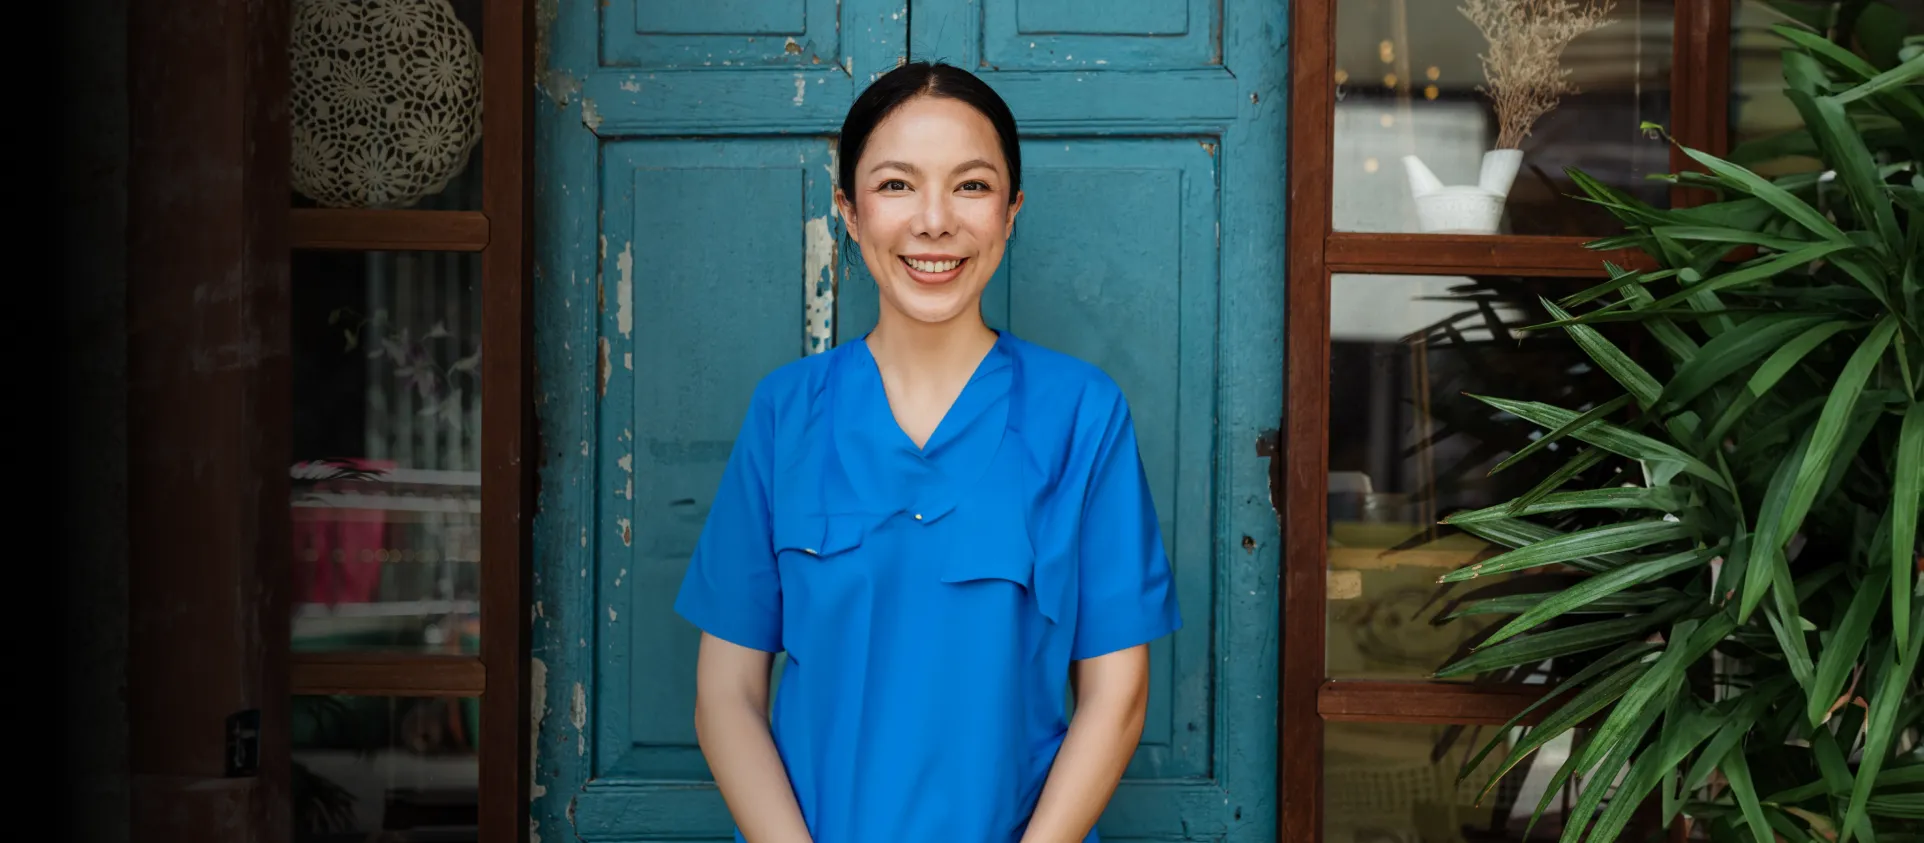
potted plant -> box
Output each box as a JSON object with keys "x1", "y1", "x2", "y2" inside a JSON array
[
  {"x1": 1429, "y1": 9, "x2": 1923, "y2": 842},
  {"x1": 1403, "y1": 0, "x2": 1617, "y2": 234}
]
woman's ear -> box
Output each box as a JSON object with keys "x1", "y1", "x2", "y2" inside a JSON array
[
  {"x1": 1004, "y1": 190, "x2": 1024, "y2": 239},
  {"x1": 835, "y1": 189, "x2": 860, "y2": 243}
]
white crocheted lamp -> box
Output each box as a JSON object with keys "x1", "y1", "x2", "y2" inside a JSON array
[{"x1": 290, "y1": 0, "x2": 484, "y2": 209}]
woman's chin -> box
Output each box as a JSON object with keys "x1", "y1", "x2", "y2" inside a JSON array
[{"x1": 880, "y1": 282, "x2": 982, "y2": 326}]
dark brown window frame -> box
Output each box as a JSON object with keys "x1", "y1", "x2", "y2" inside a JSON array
[
  {"x1": 284, "y1": 0, "x2": 533, "y2": 841},
  {"x1": 1279, "y1": 1, "x2": 1733, "y2": 841}
]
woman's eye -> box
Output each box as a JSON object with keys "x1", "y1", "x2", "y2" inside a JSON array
[
  {"x1": 960, "y1": 181, "x2": 990, "y2": 192},
  {"x1": 880, "y1": 179, "x2": 909, "y2": 191}
]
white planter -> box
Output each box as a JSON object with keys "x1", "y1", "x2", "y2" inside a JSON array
[{"x1": 1402, "y1": 149, "x2": 1523, "y2": 234}]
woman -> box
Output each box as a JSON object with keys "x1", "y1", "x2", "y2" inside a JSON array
[{"x1": 673, "y1": 60, "x2": 1181, "y2": 843}]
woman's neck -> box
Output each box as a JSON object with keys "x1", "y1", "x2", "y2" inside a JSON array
[{"x1": 863, "y1": 311, "x2": 998, "y2": 387}]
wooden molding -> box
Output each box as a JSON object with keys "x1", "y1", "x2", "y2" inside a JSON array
[
  {"x1": 291, "y1": 208, "x2": 489, "y2": 251},
  {"x1": 291, "y1": 652, "x2": 486, "y2": 697},
  {"x1": 478, "y1": 0, "x2": 536, "y2": 839},
  {"x1": 1325, "y1": 232, "x2": 1655, "y2": 277},
  {"x1": 1280, "y1": 0, "x2": 1337, "y2": 839}
]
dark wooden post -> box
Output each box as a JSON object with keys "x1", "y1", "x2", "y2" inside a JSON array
[{"x1": 126, "y1": 0, "x2": 291, "y2": 840}]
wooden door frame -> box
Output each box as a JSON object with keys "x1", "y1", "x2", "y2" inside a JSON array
[
  {"x1": 127, "y1": 0, "x2": 293, "y2": 839},
  {"x1": 1277, "y1": 1, "x2": 1733, "y2": 840},
  {"x1": 123, "y1": 0, "x2": 535, "y2": 839}
]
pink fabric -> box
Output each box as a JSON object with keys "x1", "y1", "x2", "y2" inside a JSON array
[{"x1": 293, "y1": 458, "x2": 394, "y2": 605}]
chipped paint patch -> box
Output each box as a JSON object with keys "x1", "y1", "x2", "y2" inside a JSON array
[
  {"x1": 580, "y1": 97, "x2": 602, "y2": 131},
  {"x1": 617, "y1": 517, "x2": 633, "y2": 546},
  {"x1": 804, "y1": 216, "x2": 836, "y2": 353},
  {"x1": 620, "y1": 77, "x2": 642, "y2": 93},
  {"x1": 616, "y1": 241, "x2": 635, "y2": 337},
  {"x1": 597, "y1": 337, "x2": 611, "y2": 396},
  {"x1": 532, "y1": 0, "x2": 578, "y2": 105},
  {"x1": 529, "y1": 657, "x2": 549, "y2": 800},
  {"x1": 608, "y1": 605, "x2": 619, "y2": 622},
  {"x1": 623, "y1": 352, "x2": 633, "y2": 370},
  {"x1": 784, "y1": 37, "x2": 802, "y2": 54},
  {"x1": 616, "y1": 568, "x2": 627, "y2": 587},
  {"x1": 793, "y1": 74, "x2": 807, "y2": 106},
  {"x1": 617, "y1": 453, "x2": 633, "y2": 473},
  {"x1": 580, "y1": 440, "x2": 589, "y2": 456},
  {"x1": 570, "y1": 681, "x2": 587, "y2": 742}
]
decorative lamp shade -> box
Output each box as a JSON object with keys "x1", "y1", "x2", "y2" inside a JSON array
[{"x1": 290, "y1": 0, "x2": 484, "y2": 209}]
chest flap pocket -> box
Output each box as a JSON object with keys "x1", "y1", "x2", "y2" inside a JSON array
[
  {"x1": 771, "y1": 510, "x2": 867, "y2": 560},
  {"x1": 935, "y1": 508, "x2": 1065, "y2": 625}
]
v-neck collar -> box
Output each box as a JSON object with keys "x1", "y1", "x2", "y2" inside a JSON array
[
  {"x1": 826, "y1": 329, "x2": 1020, "y2": 521},
  {"x1": 852, "y1": 329, "x2": 1012, "y2": 458}
]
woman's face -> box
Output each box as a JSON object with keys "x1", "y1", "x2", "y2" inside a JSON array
[{"x1": 839, "y1": 95, "x2": 1022, "y2": 328}]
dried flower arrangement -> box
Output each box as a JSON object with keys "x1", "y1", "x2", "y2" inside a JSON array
[{"x1": 1459, "y1": 0, "x2": 1617, "y2": 149}]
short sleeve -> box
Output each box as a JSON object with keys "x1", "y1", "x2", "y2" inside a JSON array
[
  {"x1": 1071, "y1": 394, "x2": 1183, "y2": 660},
  {"x1": 673, "y1": 385, "x2": 784, "y2": 653}
]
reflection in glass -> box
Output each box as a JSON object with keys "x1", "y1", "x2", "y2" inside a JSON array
[
  {"x1": 1327, "y1": 274, "x2": 1639, "y2": 681},
  {"x1": 293, "y1": 251, "x2": 482, "y2": 654},
  {"x1": 1729, "y1": 1, "x2": 1813, "y2": 176},
  {"x1": 1325, "y1": 721, "x2": 1613, "y2": 842},
  {"x1": 1332, "y1": 0, "x2": 1673, "y2": 235},
  {"x1": 1729, "y1": 1, "x2": 1924, "y2": 177},
  {"x1": 294, "y1": 695, "x2": 478, "y2": 842}
]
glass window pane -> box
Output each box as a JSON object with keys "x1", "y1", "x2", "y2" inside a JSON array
[
  {"x1": 1729, "y1": 2, "x2": 1813, "y2": 176},
  {"x1": 289, "y1": 0, "x2": 486, "y2": 210},
  {"x1": 1332, "y1": 0, "x2": 1673, "y2": 235},
  {"x1": 1325, "y1": 721, "x2": 1618, "y2": 841},
  {"x1": 292, "y1": 250, "x2": 482, "y2": 654},
  {"x1": 294, "y1": 695, "x2": 478, "y2": 842},
  {"x1": 1730, "y1": 1, "x2": 1924, "y2": 177},
  {"x1": 1327, "y1": 274, "x2": 1641, "y2": 682}
]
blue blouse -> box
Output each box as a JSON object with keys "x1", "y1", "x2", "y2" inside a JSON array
[{"x1": 674, "y1": 329, "x2": 1182, "y2": 843}]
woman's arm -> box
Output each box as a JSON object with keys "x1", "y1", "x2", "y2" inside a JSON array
[
  {"x1": 1019, "y1": 643, "x2": 1151, "y2": 843},
  {"x1": 692, "y1": 632, "x2": 813, "y2": 843}
]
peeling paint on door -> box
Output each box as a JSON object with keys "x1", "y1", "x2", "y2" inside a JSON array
[
  {"x1": 597, "y1": 338, "x2": 610, "y2": 396},
  {"x1": 804, "y1": 216, "x2": 836, "y2": 353},
  {"x1": 615, "y1": 241, "x2": 634, "y2": 338},
  {"x1": 529, "y1": 657, "x2": 549, "y2": 801}
]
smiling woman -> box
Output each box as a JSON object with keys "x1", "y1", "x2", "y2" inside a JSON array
[
  {"x1": 673, "y1": 61, "x2": 1183, "y2": 843},
  {"x1": 835, "y1": 64, "x2": 1025, "y2": 332}
]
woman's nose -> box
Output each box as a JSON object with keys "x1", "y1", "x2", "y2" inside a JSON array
[{"x1": 913, "y1": 193, "x2": 954, "y2": 237}]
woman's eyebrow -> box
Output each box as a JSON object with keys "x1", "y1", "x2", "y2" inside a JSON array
[
  {"x1": 870, "y1": 160, "x2": 920, "y2": 176},
  {"x1": 868, "y1": 159, "x2": 1001, "y2": 176}
]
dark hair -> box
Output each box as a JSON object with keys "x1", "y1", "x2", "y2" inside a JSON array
[{"x1": 837, "y1": 61, "x2": 1022, "y2": 205}]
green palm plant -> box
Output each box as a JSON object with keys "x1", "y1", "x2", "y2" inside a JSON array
[{"x1": 1433, "y1": 11, "x2": 1924, "y2": 843}]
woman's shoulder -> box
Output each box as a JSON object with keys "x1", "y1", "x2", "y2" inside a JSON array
[
  {"x1": 1005, "y1": 334, "x2": 1129, "y2": 416},
  {"x1": 741, "y1": 342, "x2": 847, "y2": 417}
]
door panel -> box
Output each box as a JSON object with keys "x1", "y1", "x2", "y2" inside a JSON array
[
  {"x1": 596, "y1": 139, "x2": 838, "y2": 783},
  {"x1": 533, "y1": 0, "x2": 1287, "y2": 839},
  {"x1": 985, "y1": 0, "x2": 1217, "y2": 67}
]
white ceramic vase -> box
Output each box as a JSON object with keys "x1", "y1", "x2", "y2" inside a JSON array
[{"x1": 1401, "y1": 148, "x2": 1524, "y2": 234}]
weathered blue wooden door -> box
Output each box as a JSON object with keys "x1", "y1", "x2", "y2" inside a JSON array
[{"x1": 531, "y1": 1, "x2": 1287, "y2": 840}]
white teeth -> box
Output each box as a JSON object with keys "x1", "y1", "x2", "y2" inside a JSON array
[{"x1": 905, "y1": 257, "x2": 962, "y2": 273}]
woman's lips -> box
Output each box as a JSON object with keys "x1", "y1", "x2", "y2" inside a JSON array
[{"x1": 900, "y1": 255, "x2": 967, "y2": 284}]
